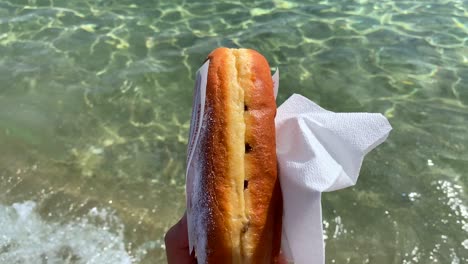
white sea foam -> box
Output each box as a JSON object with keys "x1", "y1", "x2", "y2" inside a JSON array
[{"x1": 0, "y1": 201, "x2": 134, "y2": 264}]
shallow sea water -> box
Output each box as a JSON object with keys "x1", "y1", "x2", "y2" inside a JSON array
[{"x1": 0, "y1": 0, "x2": 467, "y2": 263}]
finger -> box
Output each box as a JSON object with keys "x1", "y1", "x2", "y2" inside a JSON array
[
  {"x1": 167, "y1": 212, "x2": 189, "y2": 248},
  {"x1": 165, "y1": 213, "x2": 196, "y2": 264}
]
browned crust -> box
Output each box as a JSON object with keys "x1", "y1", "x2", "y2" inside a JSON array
[
  {"x1": 198, "y1": 47, "x2": 282, "y2": 263},
  {"x1": 200, "y1": 47, "x2": 236, "y2": 261},
  {"x1": 242, "y1": 49, "x2": 281, "y2": 263}
]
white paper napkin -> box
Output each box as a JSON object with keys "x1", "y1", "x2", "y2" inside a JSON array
[{"x1": 276, "y1": 94, "x2": 392, "y2": 264}]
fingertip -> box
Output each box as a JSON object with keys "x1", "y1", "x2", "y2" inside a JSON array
[{"x1": 165, "y1": 212, "x2": 189, "y2": 248}]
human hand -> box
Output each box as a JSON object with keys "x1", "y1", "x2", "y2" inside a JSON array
[
  {"x1": 164, "y1": 212, "x2": 196, "y2": 264},
  {"x1": 165, "y1": 212, "x2": 288, "y2": 264}
]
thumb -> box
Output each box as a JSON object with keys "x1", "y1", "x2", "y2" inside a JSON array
[{"x1": 165, "y1": 213, "x2": 196, "y2": 263}]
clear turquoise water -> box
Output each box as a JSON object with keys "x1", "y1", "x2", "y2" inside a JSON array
[{"x1": 0, "y1": 0, "x2": 467, "y2": 263}]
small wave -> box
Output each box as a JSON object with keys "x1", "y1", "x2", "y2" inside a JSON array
[{"x1": 0, "y1": 201, "x2": 134, "y2": 264}]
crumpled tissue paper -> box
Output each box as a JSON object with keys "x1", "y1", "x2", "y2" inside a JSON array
[{"x1": 275, "y1": 93, "x2": 392, "y2": 264}]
